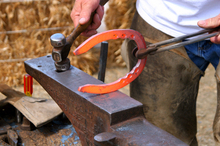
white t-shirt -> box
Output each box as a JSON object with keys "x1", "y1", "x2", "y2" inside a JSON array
[{"x1": 136, "y1": 0, "x2": 220, "y2": 37}]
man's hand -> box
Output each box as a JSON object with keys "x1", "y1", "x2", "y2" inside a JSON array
[
  {"x1": 198, "y1": 14, "x2": 220, "y2": 44},
  {"x1": 71, "y1": 0, "x2": 104, "y2": 37}
]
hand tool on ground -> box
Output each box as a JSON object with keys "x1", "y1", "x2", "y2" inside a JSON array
[
  {"x1": 7, "y1": 129, "x2": 18, "y2": 146},
  {"x1": 24, "y1": 55, "x2": 187, "y2": 145},
  {"x1": 0, "y1": 117, "x2": 18, "y2": 146},
  {"x1": 50, "y1": 0, "x2": 109, "y2": 72},
  {"x1": 0, "y1": 129, "x2": 18, "y2": 146},
  {"x1": 73, "y1": 27, "x2": 220, "y2": 94}
]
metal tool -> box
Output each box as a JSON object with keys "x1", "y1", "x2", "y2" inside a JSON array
[
  {"x1": 98, "y1": 41, "x2": 108, "y2": 82},
  {"x1": 0, "y1": 118, "x2": 18, "y2": 146},
  {"x1": 24, "y1": 55, "x2": 187, "y2": 146},
  {"x1": 7, "y1": 129, "x2": 18, "y2": 146},
  {"x1": 135, "y1": 26, "x2": 220, "y2": 59},
  {"x1": 73, "y1": 29, "x2": 147, "y2": 94},
  {"x1": 50, "y1": 33, "x2": 71, "y2": 71},
  {"x1": 50, "y1": 0, "x2": 109, "y2": 71}
]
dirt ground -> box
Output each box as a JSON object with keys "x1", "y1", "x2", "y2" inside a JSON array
[
  {"x1": 196, "y1": 64, "x2": 217, "y2": 146},
  {"x1": 1, "y1": 64, "x2": 217, "y2": 145}
]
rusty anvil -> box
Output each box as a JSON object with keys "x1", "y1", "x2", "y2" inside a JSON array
[{"x1": 24, "y1": 55, "x2": 187, "y2": 146}]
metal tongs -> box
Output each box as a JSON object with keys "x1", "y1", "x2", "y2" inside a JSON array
[{"x1": 135, "y1": 27, "x2": 220, "y2": 59}]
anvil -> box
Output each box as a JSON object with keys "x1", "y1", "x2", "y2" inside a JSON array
[{"x1": 24, "y1": 55, "x2": 187, "y2": 146}]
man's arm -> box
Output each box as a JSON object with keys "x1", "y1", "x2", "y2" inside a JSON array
[
  {"x1": 70, "y1": 0, "x2": 104, "y2": 37},
  {"x1": 198, "y1": 14, "x2": 220, "y2": 44}
]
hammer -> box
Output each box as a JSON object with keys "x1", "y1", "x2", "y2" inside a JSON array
[{"x1": 50, "y1": 0, "x2": 109, "y2": 72}]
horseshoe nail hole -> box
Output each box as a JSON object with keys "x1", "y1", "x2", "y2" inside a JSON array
[
  {"x1": 38, "y1": 65, "x2": 42, "y2": 67},
  {"x1": 130, "y1": 35, "x2": 135, "y2": 39},
  {"x1": 121, "y1": 34, "x2": 126, "y2": 38},
  {"x1": 47, "y1": 55, "x2": 51, "y2": 58},
  {"x1": 113, "y1": 34, "x2": 118, "y2": 38}
]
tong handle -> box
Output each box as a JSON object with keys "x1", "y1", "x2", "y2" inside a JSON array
[
  {"x1": 135, "y1": 27, "x2": 220, "y2": 59},
  {"x1": 150, "y1": 27, "x2": 220, "y2": 48}
]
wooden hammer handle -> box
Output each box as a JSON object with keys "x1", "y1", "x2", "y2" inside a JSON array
[{"x1": 66, "y1": 0, "x2": 109, "y2": 44}]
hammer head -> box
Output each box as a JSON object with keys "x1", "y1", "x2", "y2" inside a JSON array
[
  {"x1": 50, "y1": 33, "x2": 66, "y2": 48},
  {"x1": 50, "y1": 33, "x2": 70, "y2": 72}
]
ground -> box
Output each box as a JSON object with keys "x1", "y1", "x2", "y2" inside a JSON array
[
  {"x1": 1, "y1": 64, "x2": 217, "y2": 145},
  {"x1": 196, "y1": 64, "x2": 217, "y2": 146}
]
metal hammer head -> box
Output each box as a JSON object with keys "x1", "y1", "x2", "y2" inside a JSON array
[
  {"x1": 50, "y1": 33, "x2": 66, "y2": 48},
  {"x1": 50, "y1": 33, "x2": 70, "y2": 72}
]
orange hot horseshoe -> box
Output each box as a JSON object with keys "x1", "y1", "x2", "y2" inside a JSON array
[{"x1": 74, "y1": 29, "x2": 147, "y2": 94}]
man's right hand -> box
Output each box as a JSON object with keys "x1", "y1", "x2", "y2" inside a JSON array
[{"x1": 70, "y1": 0, "x2": 104, "y2": 37}]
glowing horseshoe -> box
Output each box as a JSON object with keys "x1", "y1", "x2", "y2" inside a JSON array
[{"x1": 74, "y1": 29, "x2": 147, "y2": 94}]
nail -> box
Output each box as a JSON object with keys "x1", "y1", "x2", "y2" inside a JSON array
[
  {"x1": 198, "y1": 20, "x2": 206, "y2": 26},
  {"x1": 79, "y1": 18, "x2": 86, "y2": 24}
]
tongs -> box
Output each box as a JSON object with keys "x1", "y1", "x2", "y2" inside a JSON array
[
  {"x1": 135, "y1": 26, "x2": 220, "y2": 59},
  {"x1": 74, "y1": 27, "x2": 219, "y2": 94}
]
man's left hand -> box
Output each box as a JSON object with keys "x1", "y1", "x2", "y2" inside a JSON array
[{"x1": 198, "y1": 14, "x2": 220, "y2": 44}]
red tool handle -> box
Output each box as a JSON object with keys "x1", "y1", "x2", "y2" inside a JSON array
[
  {"x1": 24, "y1": 74, "x2": 33, "y2": 96},
  {"x1": 74, "y1": 29, "x2": 147, "y2": 94}
]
